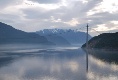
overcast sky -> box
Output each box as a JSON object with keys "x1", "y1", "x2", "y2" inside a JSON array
[{"x1": 0, "y1": 0, "x2": 118, "y2": 36}]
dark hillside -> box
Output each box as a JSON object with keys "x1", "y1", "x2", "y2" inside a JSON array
[
  {"x1": 0, "y1": 22, "x2": 53, "y2": 45},
  {"x1": 82, "y1": 32, "x2": 118, "y2": 50}
]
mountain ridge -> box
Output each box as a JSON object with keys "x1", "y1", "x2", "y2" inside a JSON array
[
  {"x1": 36, "y1": 29, "x2": 92, "y2": 45},
  {"x1": 0, "y1": 22, "x2": 54, "y2": 45},
  {"x1": 82, "y1": 32, "x2": 118, "y2": 50}
]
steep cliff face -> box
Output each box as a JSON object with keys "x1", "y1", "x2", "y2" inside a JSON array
[
  {"x1": 82, "y1": 32, "x2": 118, "y2": 50},
  {"x1": 0, "y1": 22, "x2": 54, "y2": 45}
]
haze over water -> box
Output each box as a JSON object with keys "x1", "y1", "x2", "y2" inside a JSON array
[{"x1": 0, "y1": 44, "x2": 118, "y2": 80}]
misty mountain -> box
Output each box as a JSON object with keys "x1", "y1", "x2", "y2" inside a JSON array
[
  {"x1": 44, "y1": 35, "x2": 71, "y2": 45},
  {"x1": 0, "y1": 22, "x2": 54, "y2": 45},
  {"x1": 36, "y1": 29, "x2": 71, "y2": 45},
  {"x1": 36, "y1": 29, "x2": 92, "y2": 45}
]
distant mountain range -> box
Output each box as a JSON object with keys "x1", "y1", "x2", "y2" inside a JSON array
[
  {"x1": 0, "y1": 22, "x2": 92, "y2": 46},
  {"x1": 0, "y1": 22, "x2": 53, "y2": 45},
  {"x1": 36, "y1": 29, "x2": 92, "y2": 45},
  {"x1": 82, "y1": 32, "x2": 118, "y2": 50}
]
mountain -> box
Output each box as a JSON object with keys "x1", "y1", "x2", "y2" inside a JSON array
[
  {"x1": 0, "y1": 22, "x2": 54, "y2": 45},
  {"x1": 44, "y1": 35, "x2": 70, "y2": 45},
  {"x1": 82, "y1": 32, "x2": 118, "y2": 50},
  {"x1": 36, "y1": 29, "x2": 92, "y2": 45},
  {"x1": 36, "y1": 29, "x2": 71, "y2": 45}
]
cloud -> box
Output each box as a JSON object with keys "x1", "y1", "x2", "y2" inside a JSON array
[
  {"x1": 86, "y1": 11, "x2": 118, "y2": 35},
  {"x1": 28, "y1": 0, "x2": 60, "y2": 4},
  {"x1": 0, "y1": 0, "x2": 23, "y2": 8},
  {"x1": 81, "y1": 0, "x2": 103, "y2": 13},
  {"x1": 93, "y1": 24, "x2": 117, "y2": 31},
  {"x1": 0, "y1": 0, "x2": 118, "y2": 36}
]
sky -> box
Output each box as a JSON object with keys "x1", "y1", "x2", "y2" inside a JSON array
[{"x1": 0, "y1": 0, "x2": 118, "y2": 36}]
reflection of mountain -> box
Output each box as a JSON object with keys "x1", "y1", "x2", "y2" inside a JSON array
[
  {"x1": 0, "y1": 46, "x2": 85, "y2": 80},
  {"x1": 87, "y1": 53, "x2": 118, "y2": 80},
  {"x1": 0, "y1": 56, "x2": 13, "y2": 68},
  {"x1": 36, "y1": 29, "x2": 92, "y2": 45},
  {"x1": 0, "y1": 22, "x2": 53, "y2": 45},
  {"x1": 86, "y1": 49, "x2": 118, "y2": 64},
  {"x1": 82, "y1": 32, "x2": 118, "y2": 50}
]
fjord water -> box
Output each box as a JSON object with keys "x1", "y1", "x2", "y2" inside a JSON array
[{"x1": 0, "y1": 44, "x2": 118, "y2": 80}]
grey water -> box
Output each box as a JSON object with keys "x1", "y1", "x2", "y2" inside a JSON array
[{"x1": 0, "y1": 44, "x2": 118, "y2": 80}]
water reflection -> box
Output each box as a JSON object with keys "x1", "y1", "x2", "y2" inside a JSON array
[
  {"x1": 0, "y1": 44, "x2": 86, "y2": 80},
  {"x1": 0, "y1": 44, "x2": 118, "y2": 80},
  {"x1": 88, "y1": 49, "x2": 118, "y2": 64},
  {"x1": 86, "y1": 49, "x2": 118, "y2": 80}
]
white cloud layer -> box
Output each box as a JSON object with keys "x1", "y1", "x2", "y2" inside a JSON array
[{"x1": 0, "y1": 0, "x2": 118, "y2": 36}]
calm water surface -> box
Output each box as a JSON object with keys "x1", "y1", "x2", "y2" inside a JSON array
[{"x1": 0, "y1": 44, "x2": 118, "y2": 80}]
